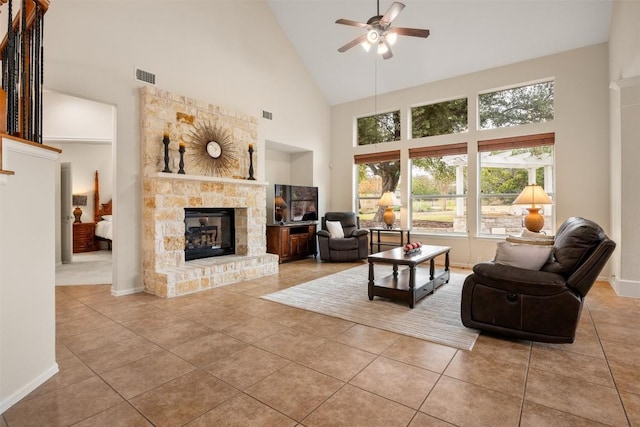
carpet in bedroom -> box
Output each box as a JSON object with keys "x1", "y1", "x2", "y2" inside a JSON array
[
  {"x1": 261, "y1": 264, "x2": 479, "y2": 351},
  {"x1": 56, "y1": 250, "x2": 112, "y2": 286}
]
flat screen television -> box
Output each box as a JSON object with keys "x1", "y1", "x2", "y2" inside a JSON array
[{"x1": 274, "y1": 184, "x2": 318, "y2": 224}]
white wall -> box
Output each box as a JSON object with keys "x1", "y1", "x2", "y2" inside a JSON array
[
  {"x1": 43, "y1": 91, "x2": 115, "y2": 143},
  {"x1": 0, "y1": 139, "x2": 59, "y2": 413},
  {"x1": 608, "y1": 0, "x2": 640, "y2": 296},
  {"x1": 331, "y1": 44, "x2": 611, "y2": 268},
  {"x1": 44, "y1": 0, "x2": 331, "y2": 295}
]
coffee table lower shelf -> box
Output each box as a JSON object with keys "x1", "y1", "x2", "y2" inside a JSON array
[
  {"x1": 367, "y1": 245, "x2": 451, "y2": 308},
  {"x1": 368, "y1": 267, "x2": 450, "y2": 308}
]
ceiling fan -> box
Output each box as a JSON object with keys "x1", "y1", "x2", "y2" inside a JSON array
[{"x1": 335, "y1": 1, "x2": 430, "y2": 60}]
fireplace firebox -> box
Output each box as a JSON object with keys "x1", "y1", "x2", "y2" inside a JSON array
[{"x1": 184, "y1": 208, "x2": 235, "y2": 261}]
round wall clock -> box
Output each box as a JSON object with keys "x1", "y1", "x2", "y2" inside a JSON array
[
  {"x1": 187, "y1": 121, "x2": 237, "y2": 176},
  {"x1": 206, "y1": 141, "x2": 222, "y2": 158}
]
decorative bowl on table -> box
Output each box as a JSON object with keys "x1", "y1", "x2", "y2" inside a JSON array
[{"x1": 404, "y1": 242, "x2": 422, "y2": 256}]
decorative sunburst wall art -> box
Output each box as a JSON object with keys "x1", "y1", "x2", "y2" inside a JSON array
[{"x1": 186, "y1": 121, "x2": 238, "y2": 176}]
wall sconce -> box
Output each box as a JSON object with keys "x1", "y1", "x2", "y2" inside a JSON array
[
  {"x1": 72, "y1": 194, "x2": 88, "y2": 223},
  {"x1": 377, "y1": 191, "x2": 400, "y2": 229},
  {"x1": 513, "y1": 184, "x2": 553, "y2": 232}
]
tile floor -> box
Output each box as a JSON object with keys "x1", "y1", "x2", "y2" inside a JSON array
[{"x1": 3, "y1": 259, "x2": 640, "y2": 426}]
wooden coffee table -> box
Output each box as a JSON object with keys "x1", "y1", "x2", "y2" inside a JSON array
[{"x1": 367, "y1": 245, "x2": 451, "y2": 308}]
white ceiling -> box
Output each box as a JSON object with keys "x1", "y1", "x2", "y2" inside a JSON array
[{"x1": 266, "y1": 0, "x2": 613, "y2": 106}]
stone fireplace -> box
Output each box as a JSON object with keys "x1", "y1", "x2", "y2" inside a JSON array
[{"x1": 140, "y1": 86, "x2": 279, "y2": 298}]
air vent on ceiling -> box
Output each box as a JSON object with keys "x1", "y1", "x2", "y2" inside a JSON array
[
  {"x1": 262, "y1": 110, "x2": 273, "y2": 120},
  {"x1": 135, "y1": 68, "x2": 156, "y2": 85}
]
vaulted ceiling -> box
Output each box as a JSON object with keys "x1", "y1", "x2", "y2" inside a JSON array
[{"x1": 266, "y1": 0, "x2": 613, "y2": 105}]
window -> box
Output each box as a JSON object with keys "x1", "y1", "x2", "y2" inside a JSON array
[
  {"x1": 355, "y1": 151, "x2": 401, "y2": 228},
  {"x1": 411, "y1": 98, "x2": 468, "y2": 138},
  {"x1": 478, "y1": 133, "x2": 554, "y2": 235},
  {"x1": 479, "y1": 81, "x2": 554, "y2": 129},
  {"x1": 409, "y1": 143, "x2": 467, "y2": 233},
  {"x1": 357, "y1": 111, "x2": 401, "y2": 145}
]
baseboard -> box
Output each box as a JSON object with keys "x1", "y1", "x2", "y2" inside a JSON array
[
  {"x1": 110, "y1": 285, "x2": 145, "y2": 297},
  {"x1": 611, "y1": 277, "x2": 640, "y2": 298},
  {"x1": 0, "y1": 362, "x2": 59, "y2": 414}
]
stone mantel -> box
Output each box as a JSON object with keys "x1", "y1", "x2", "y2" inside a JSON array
[{"x1": 150, "y1": 172, "x2": 268, "y2": 188}]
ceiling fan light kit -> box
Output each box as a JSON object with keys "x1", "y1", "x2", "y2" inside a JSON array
[{"x1": 336, "y1": 1, "x2": 429, "y2": 60}]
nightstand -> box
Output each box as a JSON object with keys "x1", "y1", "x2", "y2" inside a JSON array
[{"x1": 73, "y1": 222, "x2": 97, "y2": 253}]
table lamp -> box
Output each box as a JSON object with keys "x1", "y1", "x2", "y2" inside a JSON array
[
  {"x1": 274, "y1": 195, "x2": 288, "y2": 225},
  {"x1": 513, "y1": 184, "x2": 553, "y2": 232},
  {"x1": 72, "y1": 194, "x2": 88, "y2": 223},
  {"x1": 377, "y1": 191, "x2": 400, "y2": 229}
]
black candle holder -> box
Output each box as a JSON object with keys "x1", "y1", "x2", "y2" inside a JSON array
[
  {"x1": 248, "y1": 145, "x2": 255, "y2": 180},
  {"x1": 178, "y1": 145, "x2": 186, "y2": 174},
  {"x1": 162, "y1": 134, "x2": 172, "y2": 173}
]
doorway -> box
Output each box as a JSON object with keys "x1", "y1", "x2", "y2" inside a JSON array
[{"x1": 43, "y1": 91, "x2": 116, "y2": 286}]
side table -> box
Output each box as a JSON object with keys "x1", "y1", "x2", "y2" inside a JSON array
[
  {"x1": 73, "y1": 222, "x2": 97, "y2": 253},
  {"x1": 369, "y1": 227, "x2": 410, "y2": 254}
]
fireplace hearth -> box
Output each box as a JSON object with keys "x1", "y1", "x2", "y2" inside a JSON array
[{"x1": 184, "y1": 208, "x2": 235, "y2": 261}]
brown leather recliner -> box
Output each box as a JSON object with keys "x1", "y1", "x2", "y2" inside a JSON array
[
  {"x1": 317, "y1": 212, "x2": 369, "y2": 262},
  {"x1": 461, "y1": 217, "x2": 616, "y2": 343}
]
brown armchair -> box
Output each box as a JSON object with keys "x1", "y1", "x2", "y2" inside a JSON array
[
  {"x1": 461, "y1": 217, "x2": 615, "y2": 343},
  {"x1": 317, "y1": 212, "x2": 369, "y2": 262}
]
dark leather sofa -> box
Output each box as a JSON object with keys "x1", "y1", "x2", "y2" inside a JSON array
[
  {"x1": 317, "y1": 212, "x2": 369, "y2": 262},
  {"x1": 461, "y1": 217, "x2": 616, "y2": 343}
]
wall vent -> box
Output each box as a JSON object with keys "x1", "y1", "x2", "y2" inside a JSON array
[
  {"x1": 135, "y1": 68, "x2": 156, "y2": 85},
  {"x1": 262, "y1": 110, "x2": 273, "y2": 120}
]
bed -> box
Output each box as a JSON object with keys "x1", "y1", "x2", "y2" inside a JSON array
[{"x1": 93, "y1": 170, "x2": 113, "y2": 250}]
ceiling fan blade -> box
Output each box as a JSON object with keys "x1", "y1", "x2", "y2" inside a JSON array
[
  {"x1": 335, "y1": 18, "x2": 368, "y2": 28},
  {"x1": 338, "y1": 34, "x2": 367, "y2": 52},
  {"x1": 390, "y1": 27, "x2": 430, "y2": 38},
  {"x1": 380, "y1": 2, "x2": 405, "y2": 26}
]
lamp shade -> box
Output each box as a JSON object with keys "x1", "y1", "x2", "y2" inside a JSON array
[
  {"x1": 274, "y1": 196, "x2": 288, "y2": 209},
  {"x1": 72, "y1": 194, "x2": 88, "y2": 207},
  {"x1": 377, "y1": 191, "x2": 400, "y2": 207},
  {"x1": 513, "y1": 184, "x2": 553, "y2": 206},
  {"x1": 513, "y1": 184, "x2": 552, "y2": 233}
]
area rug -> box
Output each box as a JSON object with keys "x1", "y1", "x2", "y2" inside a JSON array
[{"x1": 261, "y1": 265, "x2": 479, "y2": 350}]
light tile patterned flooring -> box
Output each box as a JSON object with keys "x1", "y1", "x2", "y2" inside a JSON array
[{"x1": 3, "y1": 259, "x2": 640, "y2": 426}]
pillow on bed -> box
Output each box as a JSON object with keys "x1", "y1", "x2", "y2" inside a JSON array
[
  {"x1": 493, "y1": 241, "x2": 553, "y2": 270},
  {"x1": 101, "y1": 215, "x2": 113, "y2": 222}
]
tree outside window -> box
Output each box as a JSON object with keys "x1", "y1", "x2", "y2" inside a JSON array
[
  {"x1": 357, "y1": 111, "x2": 401, "y2": 145},
  {"x1": 356, "y1": 157, "x2": 401, "y2": 227},
  {"x1": 410, "y1": 144, "x2": 467, "y2": 233},
  {"x1": 356, "y1": 111, "x2": 401, "y2": 226},
  {"x1": 479, "y1": 81, "x2": 554, "y2": 129},
  {"x1": 412, "y1": 98, "x2": 468, "y2": 138}
]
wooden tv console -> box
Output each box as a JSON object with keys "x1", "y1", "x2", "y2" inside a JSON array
[{"x1": 266, "y1": 223, "x2": 317, "y2": 263}]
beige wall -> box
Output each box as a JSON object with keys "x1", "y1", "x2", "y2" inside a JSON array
[
  {"x1": 331, "y1": 44, "x2": 611, "y2": 269},
  {"x1": 43, "y1": 0, "x2": 331, "y2": 295}
]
